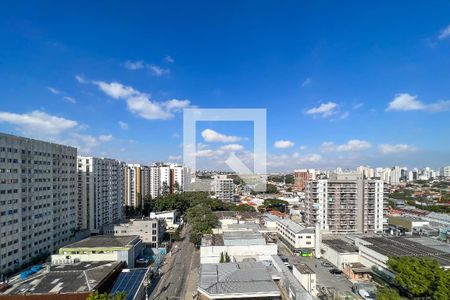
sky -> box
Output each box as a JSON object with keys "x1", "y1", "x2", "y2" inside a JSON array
[{"x1": 0, "y1": 1, "x2": 450, "y2": 172}]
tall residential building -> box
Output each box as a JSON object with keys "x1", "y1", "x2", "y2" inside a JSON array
[
  {"x1": 390, "y1": 166, "x2": 401, "y2": 185},
  {"x1": 294, "y1": 169, "x2": 316, "y2": 191},
  {"x1": 0, "y1": 133, "x2": 77, "y2": 275},
  {"x1": 440, "y1": 166, "x2": 450, "y2": 178},
  {"x1": 305, "y1": 172, "x2": 385, "y2": 234},
  {"x1": 77, "y1": 156, "x2": 125, "y2": 233},
  {"x1": 124, "y1": 164, "x2": 142, "y2": 208},
  {"x1": 212, "y1": 175, "x2": 234, "y2": 201},
  {"x1": 159, "y1": 164, "x2": 185, "y2": 194}
]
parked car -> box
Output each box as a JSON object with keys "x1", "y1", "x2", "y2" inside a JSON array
[
  {"x1": 329, "y1": 268, "x2": 343, "y2": 275},
  {"x1": 321, "y1": 261, "x2": 334, "y2": 268}
]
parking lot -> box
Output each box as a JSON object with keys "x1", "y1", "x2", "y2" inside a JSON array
[{"x1": 278, "y1": 241, "x2": 356, "y2": 298}]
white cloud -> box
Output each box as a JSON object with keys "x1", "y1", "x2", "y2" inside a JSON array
[
  {"x1": 438, "y1": 24, "x2": 450, "y2": 40},
  {"x1": 321, "y1": 139, "x2": 371, "y2": 152},
  {"x1": 201, "y1": 129, "x2": 241, "y2": 143},
  {"x1": 98, "y1": 134, "x2": 113, "y2": 142},
  {"x1": 148, "y1": 65, "x2": 170, "y2": 77},
  {"x1": 124, "y1": 60, "x2": 145, "y2": 70},
  {"x1": 0, "y1": 110, "x2": 78, "y2": 135},
  {"x1": 378, "y1": 144, "x2": 416, "y2": 154},
  {"x1": 92, "y1": 80, "x2": 188, "y2": 120},
  {"x1": 93, "y1": 81, "x2": 138, "y2": 99},
  {"x1": 353, "y1": 103, "x2": 364, "y2": 110},
  {"x1": 306, "y1": 102, "x2": 338, "y2": 117},
  {"x1": 74, "y1": 75, "x2": 86, "y2": 83},
  {"x1": 118, "y1": 121, "x2": 128, "y2": 129},
  {"x1": 63, "y1": 96, "x2": 76, "y2": 104},
  {"x1": 386, "y1": 93, "x2": 450, "y2": 112},
  {"x1": 301, "y1": 78, "x2": 311, "y2": 87},
  {"x1": 220, "y1": 144, "x2": 244, "y2": 151},
  {"x1": 168, "y1": 155, "x2": 181, "y2": 161},
  {"x1": 163, "y1": 99, "x2": 191, "y2": 112},
  {"x1": 274, "y1": 140, "x2": 295, "y2": 149},
  {"x1": 196, "y1": 149, "x2": 215, "y2": 157},
  {"x1": 386, "y1": 93, "x2": 425, "y2": 111},
  {"x1": 298, "y1": 153, "x2": 321, "y2": 163},
  {"x1": 164, "y1": 55, "x2": 174, "y2": 63},
  {"x1": 48, "y1": 87, "x2": 61, "y2": 95}
]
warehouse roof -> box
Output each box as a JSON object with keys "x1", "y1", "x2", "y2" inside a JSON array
[
  {"x1": 198, "y1": 262, "x2": 280, "y2": 297},
  {"x1": 277, "y1": 218, "x2": 315, "y2": 234},
  {"x1": 323, "y1": 239, "x2": 358, "y2": 253},
  {"x1": 62, "y1": 235, "x2": 139, "y2": 248}
]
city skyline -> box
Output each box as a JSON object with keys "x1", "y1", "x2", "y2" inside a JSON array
[{"x1": 1, "y1": 2, "x2": 450, "y2": 171}]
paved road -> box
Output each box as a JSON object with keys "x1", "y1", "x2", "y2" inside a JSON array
[{"x1": 149, "y1": 224, "x2": 197, "y2": 300}]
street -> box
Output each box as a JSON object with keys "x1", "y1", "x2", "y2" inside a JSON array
[{"x1": 149, "y1": 224, "x2": 199, "y2": 300}]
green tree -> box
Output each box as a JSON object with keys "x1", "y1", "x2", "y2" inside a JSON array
[
  {"x1": 225, "y1": 252, "x2": 231, "y2": 262},
  {"x1": 142, "y1": 194, "x2": 152, "y2": 215},
  {"x1": 220, "y1": 252, "x2": 224, "y2": 263},
  {"x1": 377, "y1": 287, "x2": 400, "y2": 300},
  {"x1": 387, "y1": 256, "x2": 450, "y2": 300}
]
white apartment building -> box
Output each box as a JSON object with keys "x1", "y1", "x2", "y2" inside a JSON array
[
  {"x1": 212, "y1": 175, "x2": 234, "y2": 201},
  {"x1": 0, "y1": 133, "x2": 78, "y2": 276},
  {"x1": 108, "y1": 218, "x2": 165, "y2": 248},
  {"x1": 441, "y1": 166, "x2": 450, "y2": 178},
  {"x1": 124, "y1": 164, "x2": 142, "y2": 208},
  {"x1": 276, "y1": 218, "x2": 315, "y2": 250},
  {"x1": 77, "y1": 156, "x2": 124, "y2": 233},
  {"x1": 305, "y1": 172, "x2": 385, "y2": 234}
]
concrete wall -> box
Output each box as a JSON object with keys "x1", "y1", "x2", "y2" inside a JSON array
[
  {"x1": 292, "y1": 267, "x2": 317, "y2": 296},
  {"x1": 321, "y1": 244, "x2": 359, "y2": 270}
]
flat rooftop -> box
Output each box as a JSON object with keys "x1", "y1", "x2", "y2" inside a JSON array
[
  {"x1": 277, "y1": 218, "x2": 314, "y2": 234},
  {"x1": 361, "y1": 237, "x2": 450, "y2": 266},
  {"x1": 5, "y1": 261, "x2": 122, "y2": 295},
  {"x1": 62, "y1": 235, "x2": 139, "y2": 249},
  {"x1": 214, "y1": 211, "x2": 261, "y2": 220},
  {"x1": 199, "y1": 262, "x2": 280, "y2": 297},
  {"x1": 323, "y1": 239, "x2": 359, "y2": 253},
  {"x1": 293, "y1": 263, "x2": 315, "y2": 274}
]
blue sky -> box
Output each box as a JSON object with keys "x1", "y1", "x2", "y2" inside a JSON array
[{"x1": 0, "y1": 1, "x2": 450, "y2": 171}]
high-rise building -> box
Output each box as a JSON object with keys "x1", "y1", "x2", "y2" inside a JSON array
[
  {"x1": 440, "y1": 166, "x2": 450, "y2": 178},
  {"x1": 212, "y1": 175, "x2": 234, "y2": 201},
  {"x1": 0, "y1": 133, "x2": 77, "y2": 275},
  {"x1": 124, "y1": 164, "x2": 142, "y2": 208},
  {"x1": 305, "y1": 172, "x2": 385, "y2": 234},
  {"x1": 77, "y1": 156, "x2": 125, "y2": 233},
  {"x1": 294, "y1": 169, "x2": 316, "y2": 191}
]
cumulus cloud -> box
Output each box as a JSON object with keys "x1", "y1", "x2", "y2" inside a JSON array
[
  {"x1": 124, "y1": 60, "x2": 145, "y2": 70},
  {"x1": 306, "y1": 102, "x2": 338, "y2": 117},
  {"x1": 321, "y1": 139, "x2": 371, "y2": 152},
  {"x1": 164, "y1": 55, "x2": 175, "y2": 63},
  {"x1": 0, "y1": 110, "x2": 112, "y2": 154},
  {"x1": 378, "y1": 144, "x2": 416, "y2": 154},
  {"x1": 220, "y1": 144, "x2": 244, "y2": 151},
  {"x1": 118, "y1": 121, "x2": 128, "y2": 129},
  {"x1": 92, "y1": 80, "x2": 191, "y2": 120},
  {"x1": 386, "y1": 93, "x2": 450, "y2": 112},
  {"x1": 201, "y1": 129, "x2": 241, "y2": 143},
  {"x1": 274, "y1": 140, "x2": 295, "y2": 149},
  {"x1": 301, "y1": 78, "x2": 311, "y2": 87},
  {"x1": 148, "y1": 65, "x2": 170, "y2": 77},
  {"x1": 0, "y1": 110, "x2": 78, "y2": 135},
  {"x1": 438, "y1": 24, "x2": 450, "y2": 40}
]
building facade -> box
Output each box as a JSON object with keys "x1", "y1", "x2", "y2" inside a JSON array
[
  {"x1": 109, "y1": 218, "x2": 165, "y2": 248},
  {"x1": 124, "y1": 164, "x2": 142, "y2": 208},
  {"x1": 276, "y1": 218, "x2": 315, "y2": 250},
  {"x1": 305, "y1": 172, "x2": 385, "y2": 234},
  {"x1": 212, "y1": 175, "x2": 234, "y2": 201},
  {"x1": 0, "y1": 133, "x2": 78, "y2": 275},
  {"x1": 77, "y1": 156, "x2": 124, "y2": 233}
]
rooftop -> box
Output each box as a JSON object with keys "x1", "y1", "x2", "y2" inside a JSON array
[
  {"x1": 277, "y1": 218, "x2": 314, "y2": 234},
  {"x1": 110, "y1": 268, "x2": 148, "y2": 300},
  {"x1": 5, "y1": 261, "x2": 122, "y2": 295},
  {"x1": 361, "y1": 237, "x2": 450, "y2": 267},
  {"x1": 198, "y1": 262, "x2": 280, "y2": 297},
  {"x1": 323, "y1": 239, "x2": 359, "y2": 253},
  {"x1": 293, "y1": 263, "x2": 315, "y2": 274},
  {"x1": 214, "y1": 211, "x2": 261, "y2": 220},
  {"x1": 62, "y1": 235, "x2": 139, "y2": 249}
]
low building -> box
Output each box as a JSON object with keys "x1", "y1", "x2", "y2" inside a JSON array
[
  {"x1": 200, "y1": 230, "x2": 277, "y2": 264},
  {"x1": 110, "y1": 268, "x2": 150, "y2": 300},
  {"x1": 197, "y1": 262, "x2": 281, "y2": 299},
  {"x1": 276, "y1": 218, "x2": 315, "y2": 251},
  {"x1": 51, "y1": 236, "x2": 143, "y2": 268},
  {"x1": 214, "y1": 211, "x2": 261, "y2": 226},
  {"x1": 355, "y1": 236, "x2": 450, "y2": 276},
  {"x1": 292, "y1": 263, "x2": 317, "y2": 297},
  {"x1": 149, "y1": 210, "x2": 178, "y2": 230},
  {"x1": 321, "y1": 239, "x2": 360, "y2": 270},
  {"x1": 1, "y1": 261, "x2": 124, "y2": 300},
  {"x1": 106, "y1": 218, "x2": 165, "y2": 248},
  {"x1": 388, "y1": 216, "x2": 429, "y2": 235},
  {"x1": 342, "y1": 262, "x2": 371, "y2": 282}
]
